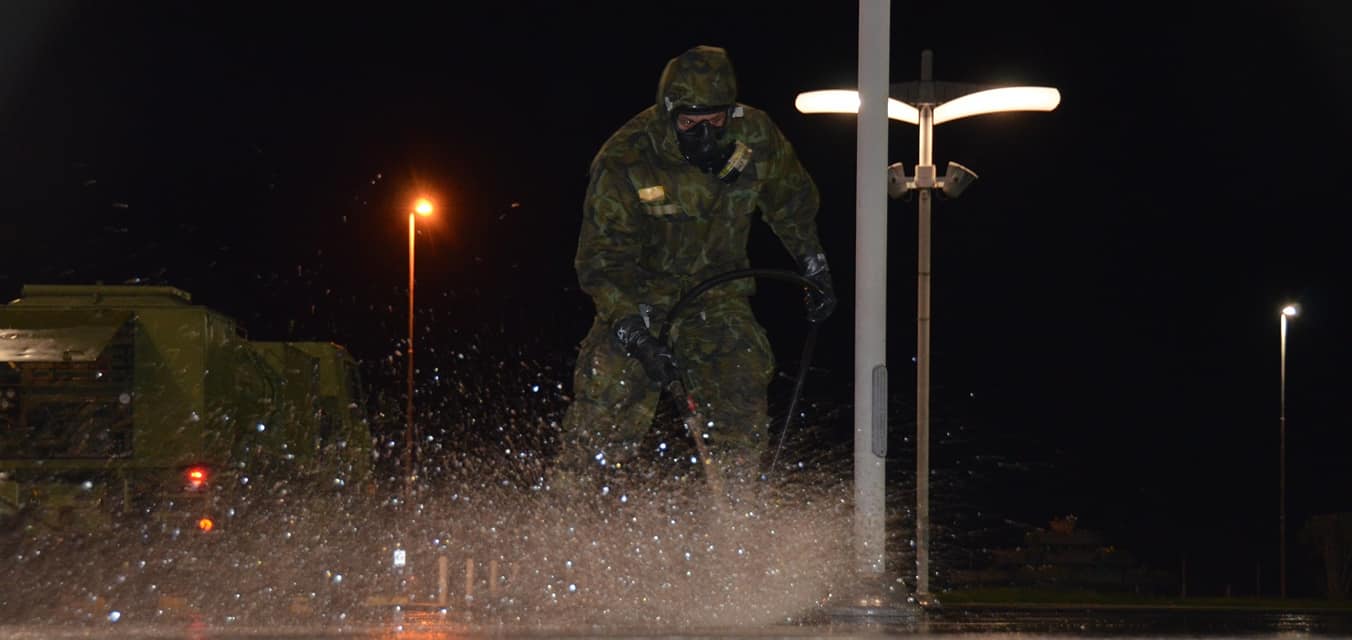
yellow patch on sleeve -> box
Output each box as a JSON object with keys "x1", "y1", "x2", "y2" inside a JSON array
[{"x1": 637, "y1": 186, "x2": 666, "y2": 203}]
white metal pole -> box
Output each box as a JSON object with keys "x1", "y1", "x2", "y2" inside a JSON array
[
  {"x1": 1279, "y1": 312, "x2": 1287, "y2": 599},
  {"x1": 854, "y1": 0, "x2": 890, "y2": 578}
]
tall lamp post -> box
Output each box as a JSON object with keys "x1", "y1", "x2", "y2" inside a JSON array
[
  {"x1": 796, "y1": 50, "x2": 1058, "y2": 604},
  {"x1": 406, "y1": 197, "x2": 434, "y2": 495},
  {"x1": 1279, "y1": 302, "x2": 1298, "y2": 598}
]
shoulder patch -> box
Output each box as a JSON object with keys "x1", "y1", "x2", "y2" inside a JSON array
[{"x1": 637, "y1": 186, "x2": 666, "y2": 203}]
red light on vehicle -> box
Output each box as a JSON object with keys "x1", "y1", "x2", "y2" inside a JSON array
[
  {"x1": 186, "y1": 467, "x2": 208, "y2": 489},
  {"x1": 197, "y1": 517, "x2": 214, "y2": 533}
]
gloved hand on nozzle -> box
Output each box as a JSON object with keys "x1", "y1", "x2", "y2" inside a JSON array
[
  {"x1": 614, "y1": 314, "x2": 681, "y2": 386},
  {"x1": 797, "y1": 252, "x2": 836, "y2": 324}
]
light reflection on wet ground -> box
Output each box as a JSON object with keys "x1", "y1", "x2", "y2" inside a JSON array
[
  {"x1": 5, "y1": 607, "x2": 1352, "y2": 639},
  {"x1": 917, "y1": 607, "x2": 1352, "y2": 636}
]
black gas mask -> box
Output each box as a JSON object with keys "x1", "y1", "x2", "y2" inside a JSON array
[
  {"x1": 674, "y1": 109, "x2": 749, "y2": 183},
  {"x1": 677, "y1": 119, "x2": 730, "y2": 171}
]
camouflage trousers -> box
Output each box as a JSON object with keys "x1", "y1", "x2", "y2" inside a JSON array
[{"x1": 557, "y1": 295, "x2": 775, "y2": 479}]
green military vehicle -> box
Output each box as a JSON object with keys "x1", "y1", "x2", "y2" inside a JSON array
[{"x1": 0, "y1": 284, "x2": 372, "y2": 538}]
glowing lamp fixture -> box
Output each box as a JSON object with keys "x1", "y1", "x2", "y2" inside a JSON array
[
  {"x1": 795, "y1": 86, "x2": 1060, "y2": 124},
  {"x1": 197, "y1": 517, "x2": 215, "y2": 533},
  {"x1": 795, "y1": 90, "x2": 921, "y2": 124},
  {"x1": 931, "y1": 87, "x2": 1060, "y2": 124},
  {"x1": 414, "y1": 198, "x2": 434, "y2": 216},
  {"x1": 185, "y1": 466, "x2": 208, "y2": 490},
  {"x1": 1282, "y1": 304, "x2": 1300, "y2": 318}
]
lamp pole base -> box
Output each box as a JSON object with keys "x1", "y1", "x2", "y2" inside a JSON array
[{"x1": 822, "y1": 574, "x2": 928, "y2": 624}]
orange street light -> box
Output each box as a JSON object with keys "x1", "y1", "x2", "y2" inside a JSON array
[{"x1": 407, "y1": 197, "x2": 434, "y2": 496}]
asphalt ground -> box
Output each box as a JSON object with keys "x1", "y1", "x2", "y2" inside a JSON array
[{"x1": 5, "y1": 604, "x2": 1352, "y2": 639}]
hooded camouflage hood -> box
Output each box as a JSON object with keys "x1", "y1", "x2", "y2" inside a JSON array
[{"x1": 656, "y1": 45, "x2": 738, "y2": 115}]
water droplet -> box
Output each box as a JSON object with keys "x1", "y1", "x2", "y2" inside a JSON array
[{"x1": 107, "y1": 611, "x2": 121, "y2": 622}]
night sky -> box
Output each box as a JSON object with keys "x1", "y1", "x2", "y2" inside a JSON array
[{"x1": 2, "y1": 2, "x2": 1349, "y2": 596}]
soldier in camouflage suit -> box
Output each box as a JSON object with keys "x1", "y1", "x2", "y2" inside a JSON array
[{"x1": 555, "y1": 45, "x2": 835, "y2": 492}]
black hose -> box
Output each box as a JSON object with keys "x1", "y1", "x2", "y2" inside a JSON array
[
  {"x1": 658, "y1": 268, "x2": 817, "y2": 344},
  {"x1": 658, "y1": 268, "x2": 824, "y2": 480}
]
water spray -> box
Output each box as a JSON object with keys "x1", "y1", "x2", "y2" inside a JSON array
[{"x1": 656, "y1": 268, "x2": 826, "y2": 496}]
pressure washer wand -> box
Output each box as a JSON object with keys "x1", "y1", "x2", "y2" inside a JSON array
[
  {"x1": 659, "y1": 267, "x2": 826, "y2": 486},
  {"x1": 664, "y1": 377, "x2": 726, "y2": 499}
]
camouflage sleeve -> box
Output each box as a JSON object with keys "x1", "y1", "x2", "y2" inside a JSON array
[
  {"x1": 575, "y1": 158, "x2": 648, "y2": 323},
  {"x1": 757, "y1": 120, "x2": 825, "y2": 262}
]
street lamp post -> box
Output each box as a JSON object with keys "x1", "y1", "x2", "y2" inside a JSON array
[
  {"x1": 1279, "y1": 303, "x2": 1298, "y2": 598},
  {"x1": 797, "y1": 50, "x2": 1058, "y2": 603},
  {"x1": 407, "y1": 197, "x2": 434, "y2": 495}
]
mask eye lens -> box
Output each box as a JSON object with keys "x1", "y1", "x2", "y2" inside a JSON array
[{"x1": 675, "y1": 111, "x2": 727, "y2": 132}]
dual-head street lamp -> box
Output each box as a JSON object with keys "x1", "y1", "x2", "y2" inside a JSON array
[{"x1": 796, "y1": 48, "x2": 1058, "y2": 605}]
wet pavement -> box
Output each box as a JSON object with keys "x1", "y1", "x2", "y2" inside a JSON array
[
  {"x1": 5, "y1": 606, "x2": 1352, "y2": 639},
  {"x1": 905, "y1": 605, "x2": 1352, "y2": 636},
  {"x1": 7, "y1": 477, "x2": 1350, "y2": 639}
]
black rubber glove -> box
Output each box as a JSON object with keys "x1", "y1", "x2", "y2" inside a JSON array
[
  {"x1": 798, "y1": 253, "x2": 837, "y2": 324},
  {"x1": 614, "y1": 315, "x2": 681, "y2": 386}
]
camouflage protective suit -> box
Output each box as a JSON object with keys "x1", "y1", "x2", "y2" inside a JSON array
[{"x1": 557, "y1": 45, "x2": 827, "y2": 484}]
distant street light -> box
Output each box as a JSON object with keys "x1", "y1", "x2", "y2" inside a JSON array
[
  {"x1": 407, "y1": 197, "x2": 434, "y2": 495},
  {"x1": 1279, "y1": 302, "x2": 1298, "y2": 598},
  {"x1": 797, "y1": 49, "x2": 1058, "y2": 604}
]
